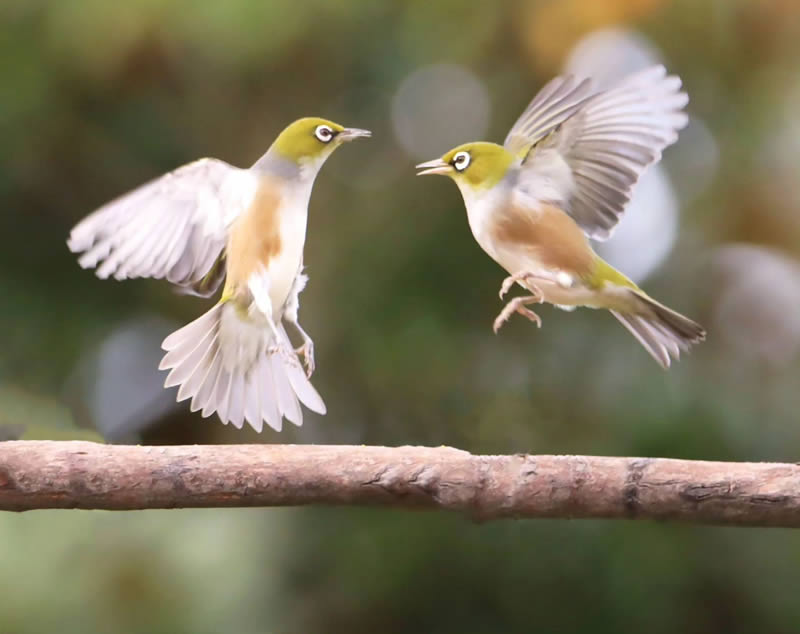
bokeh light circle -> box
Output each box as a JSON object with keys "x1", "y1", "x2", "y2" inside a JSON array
[{"x1": 391, "y1": 64, "x2": 490, "y2": 161}]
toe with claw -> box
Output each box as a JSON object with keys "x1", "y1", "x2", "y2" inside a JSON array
[
  {"x1": 492, "y1": 296, "x2": 543, "y2": 334},
  {"x1": 267, "y1": 342, "x2": 300, "y2": 367},
  {"x1": 499, "y1": 271, "x2": 545, "y2": 301},
  {"x1": 295, "y1": 340, "x2": 316, "y2": 378}
]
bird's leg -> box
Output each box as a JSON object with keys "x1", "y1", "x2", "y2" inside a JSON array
[
  {"x1": 265, "y1": 320, "x2": 293, "y2": 360},
  {"x1": 498, "y1": 269, "x2": 572, "y2": 300},
  {"x1": 282, "y1": 271, "x2": 315, "y2": 377},
  {"x1": 285, "y1": 318, "x2": 315, "y2": 379},
  {"x1": 291, "y1": 330, "x2": 315, "y2": 378},
  {"x1": 493, "y1": 295, "x2": 543, "y2": 333},
  {"x1": 262, "y1": 311, "x2": 296, "y2": 365},
  {"x1": 249, "y1": 271, "x2": 300, "y2": 367},
  {"x1": 495, "y1": 270, "x2": 546, "y2": 333}
]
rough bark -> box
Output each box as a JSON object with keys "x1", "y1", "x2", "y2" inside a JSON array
[{"x1": 0, "y1": 441, "x2": 798, "y2": 526}]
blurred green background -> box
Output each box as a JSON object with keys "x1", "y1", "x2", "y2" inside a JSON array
[{"x1": 3, "y1": 0, "x2": 800, "y2": 631}]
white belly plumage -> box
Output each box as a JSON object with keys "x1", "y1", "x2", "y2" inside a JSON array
[{"x1": 266, "y1": 194, "x2": 309, "y2": 316}]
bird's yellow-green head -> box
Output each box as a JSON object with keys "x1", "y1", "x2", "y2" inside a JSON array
[
  {"x1": 416, "y1": 142, "x2": 514, "y2": 191},
  {"x1": 271, "y1": 117, "x2": 371, "y2": 166}
]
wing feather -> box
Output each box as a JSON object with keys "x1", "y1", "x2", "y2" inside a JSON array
[
  {"x1": 67, "y1": 158, "x2": 258, "y2": 290},
  {"x1": 503, "y1": 76, "x2": 596, "y2": 156},
  {"x1": 510, "y1": 65, "x2": 688, "y2": 240}
]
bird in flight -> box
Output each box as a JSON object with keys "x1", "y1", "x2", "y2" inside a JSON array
[
  {"x1": 417, "y1": 65, "x2": 704, "y2": 368},
  {"x1": 68, "y1": 117, "x2": 371, "y2": 430}
]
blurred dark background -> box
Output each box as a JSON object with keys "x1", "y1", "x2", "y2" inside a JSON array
[{"x1": 3, "y1": 0, "x2": 800, "y2": 632}]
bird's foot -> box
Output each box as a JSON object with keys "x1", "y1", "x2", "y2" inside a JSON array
[
  {"x1": 267, "y1": 342, "x2": 302, "y2": 369},
  {"x1": 493, "y1": 295, "x2": 543, "y2": 333},
  {"x1": 294, "y1": 339, "x2": 316, "y2": 378},
  {"x1": 499, "y1": 271, "x2": 545, "y2": 300}
]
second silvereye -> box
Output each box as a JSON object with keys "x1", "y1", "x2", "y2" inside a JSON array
[
  {"x1": 68, "y1": 118, "x2": 371, "y2": 431},
  {"x1": 417, "y1": 65, "x2": 704, "y2": 368}
]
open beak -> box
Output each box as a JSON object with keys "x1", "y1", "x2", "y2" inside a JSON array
[
  {"x1": 415, "y1": 158, "x2": 450, "y2": 176},
  {"x1": 338, "y1": 127, "x2": 372, "y2": 142}
]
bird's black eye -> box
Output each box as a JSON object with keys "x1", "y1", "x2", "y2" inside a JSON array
[
  {"x1": 452, "y1": 151, "x2": 471, "y2": 172},
  {"x1": 314, "y1": 125, "x2": 334, "y2": 143}
]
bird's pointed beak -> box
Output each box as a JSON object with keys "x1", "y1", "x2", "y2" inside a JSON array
[
  {"x1": 415, "y1": 158, "x2": 450, "y2": 176},
  {"x1": 338, "y1": 128, "x2": 372, "y2": 142}
]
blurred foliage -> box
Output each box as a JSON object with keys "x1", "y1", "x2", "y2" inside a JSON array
[{"x1": 3, "y1": 0, "x2": 800, "y2": 632}]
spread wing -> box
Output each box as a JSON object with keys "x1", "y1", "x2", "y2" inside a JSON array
[
  {"x1": 509, "y1": 65, "x2": 688, "y2": 240},
  {"x1": 503, "y1": 74, "x2": 596, "y2": 157},
  {"x1": 67, "y1": 158, "x2": 257, "y2": 291}
]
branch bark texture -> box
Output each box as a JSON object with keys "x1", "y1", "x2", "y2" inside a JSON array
[{"x1": 0, "y1": 441, "x2": 798, "y2": 527}]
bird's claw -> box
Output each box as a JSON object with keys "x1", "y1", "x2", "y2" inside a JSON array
[
  {"x1": 495, "y1": 272, "x2": 544, "y2": 332},
  {"x1": 499, "y1": 271, "x2": 544, "y2": 300},
  {"x1": 493, "y1": 296, "x2": 543, "y2": 334},
  {"x1": 498, "y1": 276, "x2": 515, "y2": 300},
  {"x1": 295, "y1": 341, "x2": 315, "y2": 378},
  {"x1": 267, "y1": 342, "x2": 302, "y2": 369}
]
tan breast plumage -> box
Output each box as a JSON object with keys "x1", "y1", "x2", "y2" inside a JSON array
[
  {"x1": 489, "y1": 201, "x2": 594, "y2": 276},
  {"x1": 225, "y1": 178, "x2": 284, "y2": 290}
]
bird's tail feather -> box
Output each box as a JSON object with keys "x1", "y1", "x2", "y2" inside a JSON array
[
  {"x1": 611, "y1": 290, "x2": 705, "y2": 369},
  {"x1": 159, "y1": 302, "x2": 326, "y2": 432}
]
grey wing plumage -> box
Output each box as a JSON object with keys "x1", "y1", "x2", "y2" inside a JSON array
[
  {"x1": 511, "y1": 65, "x2": 689, "y2": 240},
  {"x1": 67, "y1": 158, "x2": 256, "y2": 291},
  {"x1": 503, "y1": 74, "x2": 596, "y2": 156}
]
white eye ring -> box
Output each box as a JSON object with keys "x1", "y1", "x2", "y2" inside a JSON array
[
  {"x1": 452, "y1": 151, "x2": 471, "y2": 171},
  {"x1": 315, "y1": 125, "x2": 334, "y2": 143}
]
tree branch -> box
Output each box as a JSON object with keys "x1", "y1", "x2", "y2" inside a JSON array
[{"x1": 0, "y1": 441, "x2": 798, "y2": 526}]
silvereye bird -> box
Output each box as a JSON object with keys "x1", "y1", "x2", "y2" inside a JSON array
[
  {"x1": 417, "y1": 66, "x2": 704, "y2": 368},
  {"x1": 68, "y1": 117, "x2": 371, "y2": 430}
]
